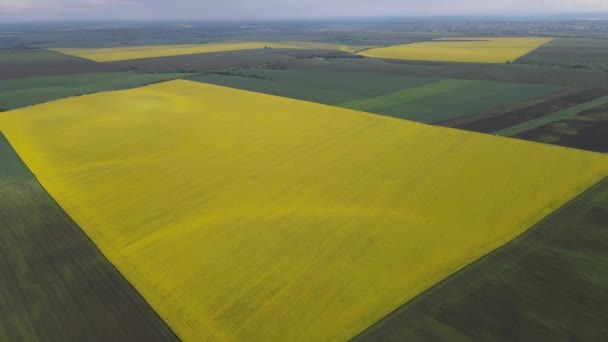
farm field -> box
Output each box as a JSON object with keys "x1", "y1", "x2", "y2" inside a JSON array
[
  {"x1": 52, "y1": 41, "x2": 368, "y2": 62},
  {"x1": 0, "y1": 72, "x2": 194, "y2": 110},
  {"x1": 193, "y1": 69, "x2": 440, "y2": 104},
  {"x1": 495, "y1": 95, "x2": 608, "y2": 136},
  {"x1": 358, "y1": 37, "x2": 553, "y2": 63},
  {"x1": 282, "y1": 57, "x2": 608, "y2": 88},
  {"x1": 440, "y1": 87, "x2": 608, "y2": 153},
  {"x1": 0, "y1": 49, "x2": 122, "y2": 80},
  {"x1": 336, "y1": 79, "x2": 562, "y2": 123},
  {"x1": 193, "y1": 69, "x2": 564, "y2": 123},
  {"x1": 107, "y1": 48, "x2": 352, "y2": 73},
  {"x1": 454, "y1": 88, "x2": 608, "y2": 134},
  {"x1": 517, "y1": 38, "x2": 608, "y2": 71},
  {"x1": 355, "y1": 177, "x2": 608, "y2": 341},
  {"x1": 437, "y1": 88, "x2": 584, "y2": 128},
  {"x1": 0, "y1": 49, "x2": 73, "y2": 63},
  {"x1": 1, "y1": 80, "x2": 607, "y2": 341},
  {"x1": 0, "y1": 21, "x2": 460, "y2": 50},
  {"x1": 0, "y1": 134, "x2": 31, "y2": 185},
  {"x1": 0, "y1": 134, "x2": 178, "y2": 341},
  {"x1": 514, "y1": 102, "x2": 608, "y2": 153}
]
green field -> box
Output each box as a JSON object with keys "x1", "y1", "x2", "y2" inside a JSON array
[
  {"x1": 282, "y1": 57, "x2": 608, "y2": 88},
  {"x1": 0, "y1": 134, "x2": 178, "y2": 341},
  {"x1": 0, "y1": 48, "x2": 124, "y2": 80},
  {"x1": 355, "y1": 177, "x2": 608, "y2": 341},
  {"x1": 0, "y1": 134, "x2": 31, "y2": 186},
  {"x1": 517, "y1": 38, "x2": 608, "y2": 71},
  {"x1": 0, "y1": 49, "x2": 73, "y2": 63},
  {"x1": 192, "y1": 69, "x2": 438, "y2": 104},
  {"x1": 0, "y1": 72, "x2": 194, "y2": 109},
  {"x1": 338, "y1": 79, "x2": 563, "y2": 123},
  {"x1": 193, "y1": 69, "x2": 563, "y2": 123},
  {"x1": 495, "y1": 96, "x2": 608, "y2": 136}
]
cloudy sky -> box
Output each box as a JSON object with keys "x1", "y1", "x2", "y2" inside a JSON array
[{"x1": 1, "y1": 0, "x2": 607, "y2": 22}]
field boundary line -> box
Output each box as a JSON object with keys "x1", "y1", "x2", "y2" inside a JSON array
[
  {"x1": 350, "y1": 176, "x2": 608, "y2": 341},
  {"x1": 0, "y1": 73, "x2": 196, "y2": 111},
  {"x1": 31, "y1": 167, "x2": 217, "y2": 341},
  {"x1": 0, "y1": 136, "x2": 181, "y2": 341},
  {"x1": 32, "y1": 176, "x2": 188, "y2": 340}
]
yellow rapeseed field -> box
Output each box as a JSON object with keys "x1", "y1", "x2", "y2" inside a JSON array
[
  {"x1": 52, "y1": 41, "x2": 366, "y2": 62},
  {"x1": 1, "y1": 80, "x2": 606, "y2": 341},
  {"x1": 358, "y1": 37, "x2": 554, "y2": 63}
]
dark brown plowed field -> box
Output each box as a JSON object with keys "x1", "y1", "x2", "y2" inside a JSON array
[
  {"x1": 453, "y1": 88, "x2": 608, "y2": 133},
  {"x1": 513, "y1": 103, "x2": 608, "y2": 153},
  {"x1": 436, "y1": 88, "x2": 582, "y2": 128}
]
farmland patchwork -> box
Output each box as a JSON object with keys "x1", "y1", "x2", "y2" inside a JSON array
[
  {"x1": 193, "y1": 69, "x2": 564, "y2": 124},
  {"x1": 1, "y1": 80, "x2": 606, "y2": 340},
  {"x1": 52, "y1": 41, "x2": 367, "y2": 62}
]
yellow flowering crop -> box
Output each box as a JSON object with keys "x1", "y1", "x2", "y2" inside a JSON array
[
  {"x1": 52, "y1": 41, "x2": 366, "y2": 62},
  {"x1": 0, "y1": 80, "x2": 606, "y2": 341},
  {"x1": 359, "y1": 37, "x2": 553, "y2": 63}
]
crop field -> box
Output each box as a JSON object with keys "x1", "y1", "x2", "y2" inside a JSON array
[
  {"x1": 0, "y1": 48, "x2": 123, "y2": 80},
  {"x1": 108, "y1": 48, "x2": 349, "y2": 73},
  {"x1": 52, "y1": 41, "x2": 368, "y2": 62},
  {"x1": 0, "y1": 134, "x2": 177, "y2": 341},
  {"x1": 183, "y1": 64, "x2": 608, "y2": 150},
  {"x1": 1, "y1": 80, "x2": 607, "y2": 341},
  {"x1": 358, "y1": 37, "x2": 553, "y2": 63},
  {"x1": 193, "y1": 69, "x2": 563, "y2": 123},
  {"x1": 0, "y1": 72, "x2": 194, "y2": 110},
  {"x1": 437, "y1": 88, "x2": 583, "y2": 128},
  {"x1": 0, "y1": 49, "x2": 73, "y2": 63},
  {"x1": 495, "y1": 96, "x2": 608, "y2": 136},
  {"x1": 454, "y1": 88, "x2": 608, "y2": 134},
  {"x1": 515, "y1": 102, "x2": 608, "y2": 153},
  {"x1": 355, "y1": 177, "x2": 608, "y2": 341},
  {"x1": 279, "y1": 57, "x2": 608, "y2": 88},
  {"x1": 0, "y1": 134, "x2": 31, "y2": 185},
  {"x1": 193, "y1": 69, "x2": 440, "y2": 104},
  {"x1": 516, "y1": 38, "x2": 608, "y2": 71},
  {"x1": 336, "y1": 79, "x2": 562, "y2": 123}
]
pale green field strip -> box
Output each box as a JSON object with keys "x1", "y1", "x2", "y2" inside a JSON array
[
  {"x1": 495, "y1": 96, "x2": 608, "y2": 136},
  {"x1": 337, "y1": 79, "x2": 564, "y2": 123},
  {"x1": 192, "y1": 69, "x2": 440, "y2": 105},
  {"x1": 339, "y1": 80, "x2": 464, "y2": 111}
]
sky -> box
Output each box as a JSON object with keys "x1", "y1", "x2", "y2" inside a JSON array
[{"x1": 1, "y1": 0, "x2": 608, "y2": 22}]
